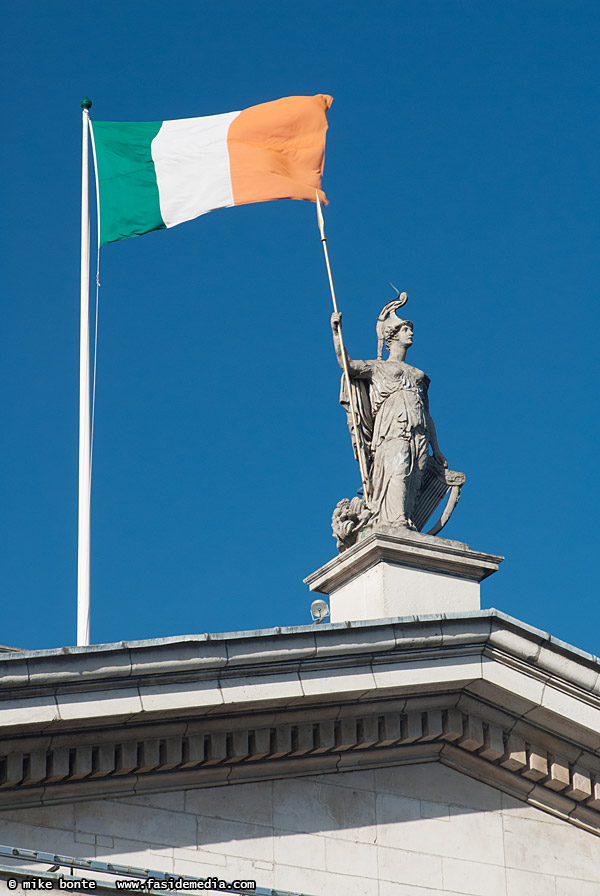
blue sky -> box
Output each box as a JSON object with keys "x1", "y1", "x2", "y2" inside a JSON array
[{"x1": 2, "y1": 1, "x2": 599, "y2": 654}]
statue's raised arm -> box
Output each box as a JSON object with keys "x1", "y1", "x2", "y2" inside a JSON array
[{"x1": 331, "y1": 312, "x2": 375, "y2": 380}]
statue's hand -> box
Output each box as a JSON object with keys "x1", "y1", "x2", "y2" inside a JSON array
[
  {"x1": 331, "y1": 311, "x2": 342, "y2": 331},
  {"x1": 434, "y1": 449, "x2": 448, "y2": 468}
]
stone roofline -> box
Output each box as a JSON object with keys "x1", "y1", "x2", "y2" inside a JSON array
[
  {"x1": 0, "y1": 609, "x2": 599, "y2": 836},
  {"x1": 1, "y1": 608, "x2": 598, "y2": 693}
]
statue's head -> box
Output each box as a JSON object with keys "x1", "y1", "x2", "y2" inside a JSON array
[{"x1": 377, "y1": 290, "x2": 412, "y2": 358}]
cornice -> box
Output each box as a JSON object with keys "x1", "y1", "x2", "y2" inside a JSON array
[
  {"x1": 1, "y1": 611, "x2": 598, "y2": 695},
  {"x1": 0, "y1": 611, "x2": 599, "y2": 834},
  {"x1": 0, "y1": 696, "x2": 598, "y2": 837}
]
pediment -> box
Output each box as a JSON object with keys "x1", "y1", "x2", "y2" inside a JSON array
[
  {"x1": 3, "y1": 761, "x2": 598, "y2": 895},
  {"x1": 0, "y1": 611, "x2": 598, "y2": 839}
]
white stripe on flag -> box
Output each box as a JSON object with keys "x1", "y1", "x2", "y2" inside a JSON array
[{"x1": 151, "y1": 111, "x2": 240, "y2": 228}]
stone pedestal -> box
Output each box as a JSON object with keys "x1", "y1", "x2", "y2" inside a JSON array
[{"x1": 305, "y1": 530, "x2": 503, "y2": 623}]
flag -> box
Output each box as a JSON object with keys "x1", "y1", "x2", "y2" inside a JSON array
[{"x1": 90, "y1": 94, "x2": 332, "y2": 245}]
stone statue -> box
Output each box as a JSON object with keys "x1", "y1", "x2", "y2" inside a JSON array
[{"x1": 330, "y1": 291, "x2": 464, "y2": 550}]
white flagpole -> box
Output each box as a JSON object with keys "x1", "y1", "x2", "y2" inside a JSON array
[
  {"x1": 315, "y1": 193, "x2": 371, "y2": 501},
  {"x1": 77, "y1": 97, "x2": 92, "y2": 646}
]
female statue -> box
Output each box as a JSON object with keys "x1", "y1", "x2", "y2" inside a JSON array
[{"x1": 331, "y1": 294, "x2": 448, "y2": 531}]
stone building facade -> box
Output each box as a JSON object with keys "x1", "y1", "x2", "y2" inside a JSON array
[{"x1": 0, "y1": 600, "x2": 598, "y2": 895}]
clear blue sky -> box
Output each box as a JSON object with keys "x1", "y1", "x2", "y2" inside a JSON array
[{"x1": 2, "y1": 1, "x2": 599, "y2": 654}]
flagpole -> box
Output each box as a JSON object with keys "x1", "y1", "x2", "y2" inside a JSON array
[
  {"x1": 77, "y1": 97, "x2": 92, "y2": 647},
  {"x1": 315, "y1": 194, "x2": 371, "y2": 502}
]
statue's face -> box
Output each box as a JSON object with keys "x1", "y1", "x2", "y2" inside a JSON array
[{"x1": 398, "y1": 324, "x2": 414, "y2": 347}]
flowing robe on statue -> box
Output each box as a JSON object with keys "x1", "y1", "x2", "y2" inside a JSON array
[{"x1": 341, "y1": 361, "x2": 432, "y2": 526}]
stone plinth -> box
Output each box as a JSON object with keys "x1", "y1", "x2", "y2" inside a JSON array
[{"x1": 304, "y1": 530, "x2": 503, "y2": 623}]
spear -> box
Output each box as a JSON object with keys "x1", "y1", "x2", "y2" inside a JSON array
[{"x1": 315, "y1": 193, "x2": 371, "y2": 502}]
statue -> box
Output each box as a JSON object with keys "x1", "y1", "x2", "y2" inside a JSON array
[{"x1": 330, "y1": 290, "x2": 465, "y2": 551}]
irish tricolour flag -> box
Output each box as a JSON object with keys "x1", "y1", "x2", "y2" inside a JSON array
[{"x1": 90, "y1": 94, "x2": 332, "y2": 245}]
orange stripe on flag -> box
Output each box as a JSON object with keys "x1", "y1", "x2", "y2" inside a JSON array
[{"x1": 227, "y1": 95, "x2": 332, "y2": 207}]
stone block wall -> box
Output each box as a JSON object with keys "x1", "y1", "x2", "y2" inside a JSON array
[{"x1": 0, "y1": 763, "x2": 598, "y2": 895}]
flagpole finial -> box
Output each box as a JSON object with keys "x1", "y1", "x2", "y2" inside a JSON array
[
  {"x1": 315, "y1": 190, "x2": 325, "y2": 241},
  {"x1": 80, "y1": 97, "x2": 92, "y2": 110}
]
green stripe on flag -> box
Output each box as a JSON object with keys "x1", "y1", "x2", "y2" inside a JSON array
[{"x1": 92, "y1": 121, "x2": 166, "y2": 245}]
